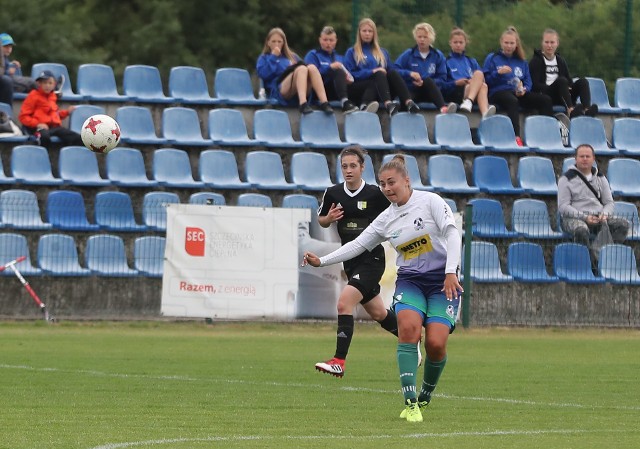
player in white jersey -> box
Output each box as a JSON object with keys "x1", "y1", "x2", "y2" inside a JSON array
[{"x1": 303, "y1": 154, "x2": 462, "y2": 423}]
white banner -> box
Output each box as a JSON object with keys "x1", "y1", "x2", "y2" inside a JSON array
[{"x1": 161, "y1": 204, "x2": 309, "y2": 320}]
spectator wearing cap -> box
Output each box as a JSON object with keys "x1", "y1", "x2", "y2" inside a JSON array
[
  {"x1": 0, "y1": 34, "x2": 13, "y2": 105},
  {"x1": 19, "y1": 70, "x2": 82, "y2": 149},
  {"x1": 0, "y1": 33, "x2": 36, "y2": 93}
]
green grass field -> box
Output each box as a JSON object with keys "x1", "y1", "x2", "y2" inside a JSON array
[{"x1": 1, "y1": 321, "x2": 639, "y2": 449}]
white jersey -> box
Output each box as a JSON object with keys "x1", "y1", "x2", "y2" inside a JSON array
[{"x1": 319, "y1": 190, "x2": 461, "y2": 275}]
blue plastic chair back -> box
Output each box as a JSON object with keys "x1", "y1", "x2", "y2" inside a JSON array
[
  {"x1": 612, "y1": 118, "x2": 640, "y2": 155},
  {"x1": 69, "y1": 104, "x2": 105, "y2": 133},
  {"x1": 11, "y1": 145, "x2": 63, "y2": 185},
  {"x1": 0, "y1": 144, "x2": 15, "y2": 184},
  {"x1": 123, "y1": 64, "x2": 174, "y2": 103},
  {"x1": 31, "y1": 62, "x2": 84, "y2": 100},
  {"x1": 569, "y1": 116, "x2": 616, "y2": 155},
  {"x1": 478, "y1": 114, "x2": 528, "y2": 152},
  {"x1": 598, "y1": 243, "x2": 640, "y2": 284},
  {"x1": 37, "y1": 234, "x2": 90, "y2": 276},
  {"x1": 94, "y1": 191, "x2": 147, "y2": 231},
  {"x1": 553, "y1": 243, "x2": 607, "y2": 283},
  {"x1": 0, "y1": 233, "x2": 42, "y2": 276},
  {"x1": 586, "y1": 77, "x2": 625, "y2": 114},
  {"x1": 390, "y1": 112, "x2": 440, "y2": 150},
  {"x1": 58, "y1": 146, "x2": 110, "y2": 186},
  {"x1": 299, "y1": 112, "x2": 345, "y2": 148},
  {"x1": 162, "y1": 107, "x2": 212, "y2": 146},
  {"x1": 208, "y1": 108, "x2": 259, "y2": 146},
  {"x1": 434, "y1": 113, "x2": 484, "y2": 151},
  {"x1": 512, "y1": 198, "x2": 564, "y2": 239},
  {"x1": 106, "y1": 148, "x2": 158, "y2": 187},
  {"x1": 427, "y1": 154, "x2": 478, "y2": 193},
  {"x1": 46, "y1": 190, "x2": 99, "y2": 231},
  {"x1": 115, "y1": 106, "x2": 167, "y2": 145},
  {"x1": 189, "y1": 192, "x2": 226, "y2": 205},
  {"x1": 77, "y1": 64, "x2": 128, "y2": 101},
  {"x1": 344, "y1": 112, "x2": 395, "y2": 150},
  {"x1": 466, "y1": 241, "x2": 513, "y2": 283},
  {"x1": 134, "y1": 236, "x2": 166, "y2": 277},
  {"x1": 607, "y1": 158, "x2": 640, "y2": 197},
  {"x1": 282, "y1": 194, "x2": 320, "y2": 210},
  {"x1": 507, "y1": 242, "x2": 559, "y2": 283},
  {"x1": 214, "y1": 68, "x2": 265, "y2": 105},
  {"x1": 199, "y1": 149, "x2": 251, "y2": 189},
  {"x1": 473, "y1": 155, "x2": 524, "y2": 194},
  {"x1": 469, "y1": 198, "x2": 518, "y2": 238},
  {"x1": 517, "y1": 156, "x2": 558, "y2": 195},
  {"x1": 290, "y1": 152, "x2": 333, "y2": 191},
  {"x1": 614, "y1": 77, "x2": 640, "y2": 113},
  {"x1": 152, "y1": 148, "x2": 203, "y2": 188},
  {"x1": 142, "y1": 191, "x2": 180, "y2": 231},
  {"x1": 168, "y1": 66, "x2": 218, "y2": 105},
  {"x1": 613, "y1": 201, "x2": 640, "y2": 240},
  {"x1": 245, "y1": 151, "x2": 296, "y2": 190},
  {"x1": 523, "y1": 115, "x2": 572, "y2": 154},
  {"x1": 253, "y1": 109, "x2": 303, "y2": 148},
  {"x1": 85, "y1": 234, "x2": 139, "y2": 277},
  {"x1": 237, "y1": 193, "x2": 273, "y2": 208},
  {"x1": 0, "y1": 189, "x2": 52, "y2": 230}
]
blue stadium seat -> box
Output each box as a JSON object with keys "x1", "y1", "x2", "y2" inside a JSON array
[
  {"x1": 434, "y1": 113, "x2": 484, "y2": 152},
  {"x1": 468, "y1": 198, "x2": 518, "y2": 238},
  {"x1": 76, "y1": 64, "x2": 129, "y2": 102},
  {"x1": 85, "y1": 234, "x2": 139, "y2": 277},
  {"x1": 122, "y1": 64, "x2": 174, "y2": 103},
  {"x1": 189, "y1": 192, "x2": 226, "y2": 205},
  {"x1": 69, "y1": 104, "x2": 106, "y2": 134},
  {"x1": 598, "y1": 243, "x2": 640, "y2": 284},
  {"x1": 0, "y1": 233, "x2": 42, "y2": 276},
  {"x1": 390, "y1": 112, "x2": 440, "y2": 151},
  {"x1": 507, "y1": 242, "x2": 559, "y2": 283},
  {"x1": 613, "y1": 201, "x2": 640, "y2": 241},
  {"x1": 517, "y1": 156, "x2": 558, "y2": 195},
  {"x1": 478, "y1": 114, "x2": 529, "y2": 152},
  {"x1": 614, "y1": 77, "x2": 640, "y2": 114},
  {"x1": 58, "y1": 146, "x2": 110, "y2": 186},
  {"x1": 553, "y1": 243, "x2": 606, "y2": 283},
  {"x1": 290, "y1": 152, "x2": 333, "y2": 191},
  {"x1": 344, "y1": 111, "x2": 396, "y2": 150},
  {"x1": 199, "y1": 150, "x2": 252, "y2": 189},
  {"x1": 213, "y1": 68, "x2": 267, "y2": 105},
  {"x1": 569, "y1": 116, "x2": 618, "y2": 156},
  {"x1": 382, "y1": 154, "x2": 432, "y2": 191},
  {"x1": 30, "y1": 62, "x2": 85, "y2": 101},
  {"x1": 237, "y1": 193, "x2": 273, "y2": 207},
  {"x1": 0, "y1": 102, "x2": 28, "y2": 143},
  {"x1": 208, "y1": 108, "x2": 264, "y2": 146},
  {"x1": 427, "y1": 154, "x2": 479, "y2": 193},
  {"x1": 162, "y1": 107, "x2": 213, "y2": 146},
  {"x1": 299, "y1": 112, "x2": 346, "y2": 149},
  {"x1": 168, "y1": 66, "x2": 219, "y2": 105},
  {"x1": 11, "y1": 145, "x2": 63, "y2": 185},
  {"x1": 607, "y1": 158, "x2": 640, "y2": 197},
  {"x1": 523, "y1": 115, "x2": 572, "y2": 154},
  {"x1": 473, "y1": 155, "x2": 525, "y2": 194},
  {"x1": 585, "y1": 77, "x2": 626, "y2": 114},
  {"x1": 612, "y1": 118, "x2": 640, "y2": 156},
  {"x1": 245, "y1": 151, "x2": 297, "y2": 190},
  {"x1": 0, "y1": 189, "x2": 52, "y2": 230},
  {"x1": 94, "y1": 191, "x2": 147, "y2": 231},
  {"x1": 46, "y1": 190, "x2": 99, "y2": 231},
  {"x1": 142, "y1": 191, "x2": 180, "y2": 231},
  {"x1": 0, "y1": 145, "x2": 16, "y2": 184},
  {"x1": 115, "y1": 106, "x2": 169, "y2": 145},
  {"x1": 152, "y1": 148, "x2": 204, "y2": 188},
  {"x1": 512, "y1": 198, "x2": 564, "y2": 239},
  {"x1": 282, "y1": 193, "x2": 319, "y2": 210},
  {"x1": 106, "y1": 147, "x2": 158, "y2": 187},
  {"x1": 335, "y1": 153, "x2": 377, "y2": 185},
  {"x1": 37, "y1": 234, "x2": 91, "y2": 276},
  {"x1": 134, "y1": 236, "x2": 166, "y2": 278},
  {"x1": 464, "y1": 241, "x2": 513, "y2": 283},
  {"x1": 443, "y1": 198, "x2": 457, "y2": 213},
  {"x1": 253, "y1": 109, "x2": 304, "y2": 148}
]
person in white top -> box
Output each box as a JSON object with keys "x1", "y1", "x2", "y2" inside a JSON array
[{"x1": 303, "y1": 154, "x2": 462, "y2": 423}]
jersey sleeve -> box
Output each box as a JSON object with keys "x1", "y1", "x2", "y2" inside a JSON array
[
  {"x1": 317, "y1": 188, "x2": 335, "y2": 217},
  {"x1": 431, "y1": 196, "x2": 461, "y2": 273},
  {"x1": 318, "y1": 224, "x2": 385, "y2": 266}
]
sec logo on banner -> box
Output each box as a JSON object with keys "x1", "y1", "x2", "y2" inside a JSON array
[{"x1": 185, "y1": 227, "x2": 205, "y2": 256}]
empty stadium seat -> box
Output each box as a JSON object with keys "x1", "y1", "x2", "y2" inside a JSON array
[
  {"x1": 507, "y1": 242, "x2": 559, "y2": 283},
  {"x1": 106, "y1": 148, "x2": 158, "y2": 187},
  {"x1": 598, "y1": 243, "x2": 640, "y2": 284},
  {"x1": 253, "y1": 109, "x2": 304, "y2": 148},
  {"x1": 517, "y1": 156, "x2": 558, "y2": 195},
  {"x1": 162, "y1": 107, "x2": 213, "y2": 146},
  {"x1": 613, "y1": 201, "x2": 640, "y2": 240},
  {"x1": 37, "y1": 234, "x2": 91, "y2": 276},
  {"x1": 76, "y1": 63, "x2": 129, "y2": 102},
  {"x1": 478, "y1": 114, "x2": 529, "y2": 152},
  {"x1": 434, "y1": 113, "x2": 484, "y2": 152},
  {"x1": 208, "y1": 108, "x2": 264, "y2": 146},
  {"x1": 142, "y1": 191, "x2": 180, "y2": 231},
  {"x1": 168, "y1": 66, "x2": 219, "y2": 105},
  {"x1": 152, "y1": 148, "x2": 204, "y2": 188},
  {"x1": 523, "y1": 115, "x2": 572, "y2": 154},
  {"x1": 46, "y1": 190, "x2": 99, "y2": 231},
  {"x1": 468, "y1": 198, "x2": 518, "y2": 238},
  {"x1": 281, "y1": 193, "x2": 319, "y2": 210},
  {"x1": 390, "y1": 112, "x2": 440, "y2": 151},
  {"x1": 58, "y1": 146, "x2": 110, "y2": 186},
  {"x1": 189, "y1": 192, "x2": 226, "y2": 205},
  {"x1": 236, "y1": 193, "x2": 273, "y2": 207},
  {"x1": 427, "y1": 154, "x2": 479, "y2": 193},
  {"x1": 85, "y1": 234, "x2": 139, "y2": 277},
  {"x1": 382, "y1": 154, "x2": 432, "y2": 191},
  {"x1": 569, "y1": 116, "x2": 618, "y2": 156},
  {"x1": 612, "y1": 118, "x2": 640, "y2": 156},
  {"x1": 335, "y1": 153, "x2": 377, "y2": 185},
  {"x1": 134, "y1": 236, "x2": 166, "y2": 277},
  {"x1": 473, "y1": 155, "x2": 524, "y2": 194},
  {"x1": 123, "y1": 64, "x2": 174, "y2": 103},
  {"x1": 344, "y1": 111, "x2": 396, "y2": 150},
  {"x1": 464, "y1": 241, "x2": 513, "y2": 283},
  {"x1": 94, "y1": 191, "x2": 147, "y2": 231},
  {"x1": 299, "y1": 112, "x2": 346, "y2": 149},
  {"x1": 614, "y1": 77, "x2": 640, "y2": 114},
  {"x1": 0, "y1": 146, "x2": 15, "y2": 184},
  {"x1": 607, "y1": 158, "x2": 640, "y2": 197},
  {"x1": 553, "y1": 243, "x2": 606, "y2": 283},
  {"x1": 213, "y1": 68, "x2": 267, "y2": 105},
  {"x1": 245, "y1": 151, "x2": 297, "y2": 190},
  {"x1": 585, "y1": 77, "x2": 626, "y2": 114},
  {"x1": 116, "y1": 106, "x2": 169, "y2": 145},
  {"x1": 0, "y1": 233, "x2": 42, "y2": 276},
  {"x1": 30, "y1": 62, "x2": 85, "y2": 101},
  {"x1": 69, "y1": 104, "x2": 106, "y2": 134},
  {"x1": 11, "y1": 145, "x2": 63, "y2": 185},
  {"x1": 512, "y1": 198, "x2": 564, "y2": 239},
  {"x1": 290, "y1": 152, "x2": 333, "y2": 191},
  {"x1": 0, "y1": 189, "x2": 52, "y2": 230},
  {"x1": 199, "y1": 149, "x2": 252, "y2": 189}
]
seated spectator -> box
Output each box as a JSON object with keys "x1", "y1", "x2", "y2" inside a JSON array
[
  {"x1": 18, "y1": 70, "x2": 82, "y2": 149},
  {"x1": 394, "y1": 22, "x2": 456, "y2": 114},
  {"x1": 558, "y1": 144, "x2": 629, "y2": 264},
  {"x1": 444, "y1": 27, "x2": 496, "y2": 118},
  {"x1": 0, "y1": 33, "x2": 36, "y2": 93},
  {"x1": 257, "y1": 27, "x2": 333, "y2": 115},
  {"x1": 529, "y1": 28, "x2": 597, "y2": 118},
  {"x1": 304, "y1": 26, "x2": 359, "y2": 114}
]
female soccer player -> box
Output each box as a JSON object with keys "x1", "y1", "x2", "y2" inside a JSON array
[
  {"x1": 304, "y1": 154, "x2": 462, "y2": 423},
  {"x1": 313, "y1": 145, "x2": 398, "y2": 378}
]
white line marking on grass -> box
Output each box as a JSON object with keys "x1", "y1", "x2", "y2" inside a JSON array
[{"x1": 3, "y1": 363, "x2": 640, "y2": 412}]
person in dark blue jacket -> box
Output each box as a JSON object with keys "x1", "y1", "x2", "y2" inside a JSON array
[
  {"x1": 483, "y1": 26, "x2": 553, "y2": 146},
  {"x1": 304, "y1": 26, "x2": 359, "y2": 114},
  {"x1": 444, "y1": 27, "x2": 495, "y2": 118},
  {"x1": 394, "y1": 23, "x2": 456, "y2": 115},
  {"x1": 344, "y1": 18, "x2": 419, "y2": 115},
  {"x1": 257, "y1": 27, "x2": 333, "y2": 115}
]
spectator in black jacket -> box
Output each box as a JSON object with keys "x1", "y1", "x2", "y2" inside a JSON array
[{"x1": 529, "y1": 29, "x2": 597, "y2": 118}]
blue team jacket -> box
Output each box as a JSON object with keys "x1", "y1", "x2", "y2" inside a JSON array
[
  {"x1": 482, "y1": 50, "x2": 533, "y2": 95},
  {"x1": 393, "y1": 45, "x2": 451, "y2": 92},
  {"x1": 256, "y1": 53, "x2": 302, "y2": 105},
  {"x1": 343, "y1": 43, "x2": 392, "y2": 81},
  {"x1": 304, "y1": 48, "x2": 345, "y2": 84}
]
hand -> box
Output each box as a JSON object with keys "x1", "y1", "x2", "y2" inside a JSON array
[
  {"x1": 271, "y1": 46, "x2": 281, "y2": 57},
  {"x1": 586, "y1": 214, "x2": 601, "y2": 224},
  {"x1": 324, "y1": 203, "x2": 344, "y2": 224},
  {"x1": 301, "y1": 252, "x2": 321, "y2": 267},
  {"x1": 373, "y1": 67, "x2": 386, "y2": 74},
  {"x1": 37, "y1": 123, "x2": 49, "y2": 130},
  {"x1": 498, "y1": 65, "x2": 512, "y2": 75},
  {"x1": 455, "y1": 79, "x2": 469, "y2": 86},
  {"x1": 442, "y1": 273, "x2": 463, "y2": 301},
  {"x1": 67, "y1": 105, "x2": 76, "y2": 113}
]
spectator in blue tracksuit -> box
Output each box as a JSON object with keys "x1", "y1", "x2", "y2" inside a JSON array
[
  {"x1": 257, "y1": 27, "x2": 333, "y2": 115},
  {"x1": 344, "y1": 18, "x2": 419, "y2": 115},
  {"x1": 444, "y1": 27, "x2": 495, "y2": 119},
  {"x1": 394, "y1": 23, "x2": 456, "y2": 114},
  {"x1": 483, "y1": 26, "x2": 553, "y2": 145}
]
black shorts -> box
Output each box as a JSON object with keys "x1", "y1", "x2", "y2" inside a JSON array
[
  {"x1": 343, "y1": 247, "x2": 385, "y2": 304},
  {"x1": 444, "y1": 85, "x2": 465, "y2": 104}
]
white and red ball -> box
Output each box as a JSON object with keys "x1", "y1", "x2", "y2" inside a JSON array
[{"x1": 81, "y1": 114, "x2": 121, "y2": 154}]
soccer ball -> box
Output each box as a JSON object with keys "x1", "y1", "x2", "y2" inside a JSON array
[{"x1": 81, "y1": 114, "x2": 121, "y2": 154}]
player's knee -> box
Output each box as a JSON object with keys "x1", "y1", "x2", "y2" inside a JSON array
[{"x1": 425, "y1": 336, "x2": 447, "y2": 360}]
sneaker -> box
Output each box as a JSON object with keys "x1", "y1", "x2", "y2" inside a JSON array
[
  {"x1": 299, "y1": 102, "x2": 313, "y2": 115},
  {"x1": 515, "y1": 136, "x2": 524, "y2": 147},
  {"x1": 440, "y1": 102, "x2": 457, "y2": 114},
  {"x1": 386, "y1": 101, "x2": 398, "y2": 115},
  {"x1": 399, "y1": 399, "x2": 429, "y2": 419},
  {"x1": 361, "y1": 101, "x2": 379, "y2": 113},
  {"x1": 315, "y1": 357, "x2": 345, "y2": 378},
  {"x1": 319, "y1": 102, "x2": 334, "y2": 114},
  {"x1": 482, "y1": 105, "x2": 497, "y2": 119},
  {"x1": 54, "y1": 74, "x2": 65, "y2": 97},
  {"x1": 406, "y1": 100, "x2": 420, "y2": 114},
  {"x1": 459, "y1": 98, "x2": 473, "y2": 113},
  {"x1": 555, "y1": 112, "x2": 571, "y2": 146},
  {"x1": 342, "y1": 100, "x2": 358, "y2": 114},
  {"x1": 399, "y1": 399, "x2": 423, "y2": 422},
  {"x1": 585, "y1": 104, "x2": 599, "y2": 117},
  {"x1": 569, "y1": 104, "x2": 585, "y2": 119}
]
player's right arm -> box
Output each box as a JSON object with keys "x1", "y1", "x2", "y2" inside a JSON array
[{"x1": 318, "y1": 203, "x2": 344, "y2": 228}]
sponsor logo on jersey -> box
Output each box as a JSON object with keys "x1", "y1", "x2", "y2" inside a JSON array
[
  {"x1": 514, "y1": 66, "x2": 524, "y2": 78},
  {"x1": 446, "y1": 305, "x2": 455, "y2": 318},
  {"x1": 398, "y1": 234, "x2": 433, "y2": 260},
  {"x1": 399, "y1": 213, "x2": 408, "y2": 218},
  {"x1": 352, "y1": 273, "x2": 360, "y2": 280},
  {"x1": 357, "y1": 201, "x2": 367, "y2": 210},
  {"x1": 414, "y1": 217, "x2": 425, "y2": 230},
  {"x1": 390, "y1": 229, "x2": 402, "y2": 239}
]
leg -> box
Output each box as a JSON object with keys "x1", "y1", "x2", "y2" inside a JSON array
[
  {"x1": 491, "y1": 90, "x2": 521, "y2": 136},
  {"x1": 50, "y1": 127, "x2": 83, "y2": 147},
  {"x1": 362, "y1": 295, "x2": 398, "y2": 335},
  {"x1": 330, "y1": 67, "x2": 349, "y2": 102},
  {"x1": 607, "y1": 217, "x2": 630, "y2": 243},
  {"x1": 334, "y1": 285, "x2": 363, "y2": 359},
  {"x1": 307, "y1": 64, "x2": 329, "y2": 103},
  {"x1": 572, "y1": 77, "x2": 593, "y2": 109},
  {"x1": 371, "y1": 70, "x2": 392, "y2": 104},
  {"x1": 550, "y1": 77, "x2": 573, "y2": 110},
  {"x1": 414, "y1": 77, "x2": 445, "y2": 108},
  {"x1": 0, "y1": 75, "x2": 13, "y2": 105},
  {"x1": 279, "y1": 65, "x2": 309, "y2": 105},
  {"x1": 387, "y1": 69, "x2": 414, "y2": 107},
  {"x1": 562, "y1": 217, "x2": 591, "y2": 246},
  {"x1": 397, "y1": 306, "x2": 423, "y2": 405},
  {"x1": 418, "y1": 322, "x2": 450, "y2": 404},
  {"x1": 464, "y1": 70, "x2": 485, "y2": 103},
  {"x1": 519, "y1": 91, "x2": 554, "y2": 117}
]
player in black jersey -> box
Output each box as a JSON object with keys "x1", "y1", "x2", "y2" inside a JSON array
[{"x1": 314, "y1": 145, "x2": 400, "y2": 377}]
